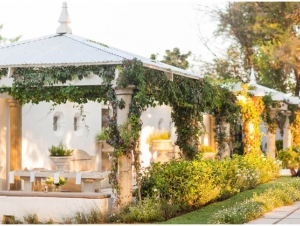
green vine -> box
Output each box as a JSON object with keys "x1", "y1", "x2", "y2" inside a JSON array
[
  {"x1": 0, "y1": 59, "x2": 241, "y2": 205},
  {"x1": 0, "y1": 68, "x2": 8, "y2": 79},
  {"x1": 291, "y1": 110, "x2": 300, "y2": 147},
  {"x1": 262, "y1": 94, "x2": 278, "y2": 134},
  {"x1": 236, "y1": 84, "x2": 263, "y2": 155},
  {"x1": 0, "y1": 65, "x2": 115, "y2": 105},
  {"x1": 261, "y1": 95, "x2": 300, "y2": 136},
  {"x1": 208, "y1": 80, "x2": 241, "y2": 153}
]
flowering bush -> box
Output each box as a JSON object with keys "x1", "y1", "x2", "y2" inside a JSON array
[
  {"x1": 213, "y1": 154, "x2": 280, "y2": 199},
  {"x1": 245, "y1": 154, "x2": 281, "y2": 184},
  {"x1": 209, "y1": 178, "x2": 300, "y2": 224}
]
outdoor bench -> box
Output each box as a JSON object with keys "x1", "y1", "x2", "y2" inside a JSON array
[{"x1": 9, "y1": 170, "x2": 109, "y2": 193}]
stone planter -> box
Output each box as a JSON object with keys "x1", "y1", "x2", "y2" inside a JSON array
[
  {"x1": 99, "y1": 141, "x2": 114, "y2": 153},
  {"x1": 152, "y1": 140, "x2": 173, "y2": 163},
  {"x1": 47, "y1": 184, "x2": 55, "y2": 192},
  {"x1": 202, "y1": 152, "x2": 216, "y2": 160},
  {"x1": 97, "y1": 141, "x2": 114, "y2": 172},
  {"x1": 49, "y1": 156, "x2": 73, "y2": 171}
]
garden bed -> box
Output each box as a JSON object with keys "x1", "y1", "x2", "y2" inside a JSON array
[{"x1": 162, "y1": 176, "x2": 300, "y2": 224}]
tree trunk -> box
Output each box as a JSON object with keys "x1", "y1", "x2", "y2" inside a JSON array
[{"x1": 294, "y1": 68, "x2": 300, "y2": 96}]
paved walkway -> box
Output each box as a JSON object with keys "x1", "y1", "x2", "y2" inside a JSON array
[{"x1": 246, "y1": 201, "x2": 300, "y2": 224}]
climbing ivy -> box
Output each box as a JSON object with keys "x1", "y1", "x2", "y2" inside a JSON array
[
  {"x1": 291, "y1": 111, "x2": 300, "y2": 147},
  {"x1": 262, "y1": 94, "x2": 278, "y2": 134},
  {"x1": 236, "y1": 84, "x2": 264, "y2": 155},
  {"x1": 0, "y1": 59, "x2": 241, "y2": 204},
  {"x1": 0, "y1": 68, "x2": 8, "y2": 79},
  {"x1": 0, "y1": 65, "x2": 115, "y2": 105},
  {"x1": 208, "y1": 80, "x2": 241, "y2": 154},
  {"x1": 261, "y1": 94, "x2": 300, "y2": 137}
]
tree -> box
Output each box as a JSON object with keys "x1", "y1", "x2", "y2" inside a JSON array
[
  {"x1": 151, "y1": 47, "x2": 192, "y2": 70},
  {"x1": 0, "y1": 24, "x2": 21, "y2": 45},
  {"x1": 203, "y1": 2, "x2": 300, "y2": 95}
]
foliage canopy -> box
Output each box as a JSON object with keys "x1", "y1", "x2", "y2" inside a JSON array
[{"x1": 203, "y1": 2, "x2": 300, "y2": 96}]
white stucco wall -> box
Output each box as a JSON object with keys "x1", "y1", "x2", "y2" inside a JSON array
[
  {"x1": 0, "y1": 195, "x2": 112, "y2": 223},
  {"x1": 0, "y1": 100, "x2": 176, "y2": 174},
  {"x1": 0, "y1": 98, "x2": 9, "y2": 190},
  {"x1": 140, "y1": 104, "x2": 176, "y2": 167},
  {"x1": 22, "y1": 101, "x2": 105, "y2": 170}
]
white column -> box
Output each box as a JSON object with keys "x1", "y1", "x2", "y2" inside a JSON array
[
  {"x1": 115, "y1": 85, "x2": 135, "y2": 206},
  {"x1": 202, "y1": 114, "x2": 210, "y2": 146},
  {"x1": 209, "y1": 115, "x2": 216, "y2": 151},
  {"x1": 7, "y1": 99, "x2": 22, "y2": 171},
  {"x1": 283, "y1": 111, "x2": 292, "y2": 150},
  {"x1": 0, "y1": 99, "x2": 9, "y2": 190},
  {"x1": 267, "y1": 108, "x2": 276, "y2": 159},
  {"x1": 7, "y1": 99, "x2": 22, "y2": 191},
  {"x1": 219, "y1": 122, "x2": 230, "y2": 159}
]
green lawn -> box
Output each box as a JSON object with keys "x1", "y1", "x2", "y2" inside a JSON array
[{"x1": 161, "y1": 177, "x2": 294, "y2": 224}]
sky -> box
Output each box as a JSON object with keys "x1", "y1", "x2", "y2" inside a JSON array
[{"x1": 0, "y1": 0, "x2": 227, "y2": 70}]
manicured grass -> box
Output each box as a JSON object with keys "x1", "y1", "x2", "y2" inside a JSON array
[{"x1": 161, "y1": 177, "x2": 296, "y2": 224}]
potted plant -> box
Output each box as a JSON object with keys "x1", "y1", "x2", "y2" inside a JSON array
[
  {"x1": 147, "y1": 130, "x2": 173, "y2": 163},
  {"x1": 199, "y1": 145, "x2": 217, "y2": 160},
  {"x1": 48, "y1": 141, "x2": 74, "y2": 171},
  {"x1": 96, "y1": 127, "x2": 109, "y2": 142},
  {"x1": 45, "y1": 177, "x2": 67, "y2": 192}
]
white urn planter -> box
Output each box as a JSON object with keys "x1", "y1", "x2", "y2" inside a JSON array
[
  {"x1": 98, "y1": 140, "x2": 114, "y2": 172},
  {"x1": 49, "y1": 156, "x2": 73, "y2": 171},
  {"x1": 152, "y1": 140, "x2": 173, "y2": 163}
]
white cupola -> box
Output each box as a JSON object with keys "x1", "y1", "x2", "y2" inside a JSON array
[{"x1": 56, "y1": 2, "x2": 72, "y2": 34}]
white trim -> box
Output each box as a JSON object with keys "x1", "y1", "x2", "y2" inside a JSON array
[
  {"x1": 0, "y1": 77, "x2": 13, "y2": 87},
  {"x1": 0, "y1": 62, "x2": 123, "y2": 68}
]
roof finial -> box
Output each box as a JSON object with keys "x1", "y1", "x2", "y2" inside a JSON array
[
  {"x1": 249, "y1": 66, "x2": 256, "y2": 85},
  {"x1": 56, "y1": 2, "x2": 72, "y2": 34}
]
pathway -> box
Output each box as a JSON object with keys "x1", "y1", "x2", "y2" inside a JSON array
[{"x1": 246, "y1": 201, "x2": 300, "y2": 224}]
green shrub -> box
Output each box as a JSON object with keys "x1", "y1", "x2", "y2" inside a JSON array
[
  {"x1": 96, "y1": 127, "x2": 109, "y2": 141},
  {"x1": 23, "y1": 213, "x2": 40, "y2": 224},
  {"x1": 44, "y1": 218, "x2": 54, "y2": 224},
  {"x1": 276, "y1": 139, "x2": 283, "y2": 151},
  {"x1": 215, "y1": 155, "x2": 258, "y2": 199},
  {"x1": 61, "y1": 207, "x2": 104, "y2": 224},
  {"x1": 278, "y1": 146, "x2": 300, "y2": 168},
  {"x1": 48, "y1": 141, "x2": 74, "y2": 156},
  {"x1": 244, "y1": 154, "x2": 280, "y2": 184},
  {"x1": 147, "y1": 130, "x2": 171, "y2": 144},
  {"x1": 141, "y1": 153, "x2": 280, "y2": 211},
  {"x1": 2, "y1": 215, "x2": 22, "y2": 224},
  {"x1": 141, "y1": 157, "x2": 221, "y2": 209},
  {"x1": 198, "y1": 145, "x2": 216, "y2": 153},
  {"x1": 108, "y1": 198, "x2": 179, "y2": 223}
]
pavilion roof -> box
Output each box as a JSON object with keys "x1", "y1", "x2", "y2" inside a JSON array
[
  {"x1": 0, "y1": 11, "x2": 201, "y2": 80},
  {"x1": 233, "y1": 67, "x2": 300, "y2": 105}
]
